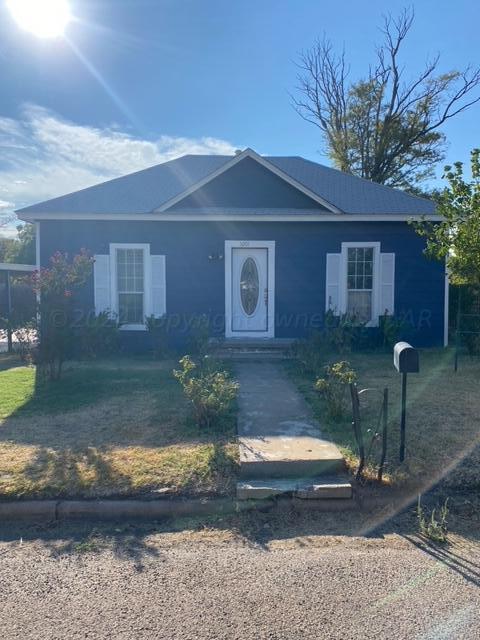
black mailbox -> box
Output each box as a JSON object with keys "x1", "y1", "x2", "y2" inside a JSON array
[{"x1": 394, "y1": 342, "x2": 419, "y2": 374}]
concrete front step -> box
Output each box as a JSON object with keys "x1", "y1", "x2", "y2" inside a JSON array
[
  {"x1": 237, "y1": 476, "x2": 352, "y2": 500},
  {"x1": 239, "y1": 434, "x2": 344, "y2": 479},
  {"x1": 215, "y1": 349, "x2": 289, "y2": 361},
  {"x1": 211, "y1": 339, "x2": 293, "y2": 361}
]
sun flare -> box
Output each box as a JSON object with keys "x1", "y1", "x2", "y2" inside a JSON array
[{"x1": 7, "y1": 0, "x2": 71, "y2": 39}]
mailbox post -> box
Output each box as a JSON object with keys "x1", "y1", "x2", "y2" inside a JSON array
[{"x1": 393, "y1": 342, "x2": 419, "y2": 462}]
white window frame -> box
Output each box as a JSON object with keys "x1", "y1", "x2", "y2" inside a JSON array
[
  {"x1": 109, "y1": 243, "x2": 151, "y2": 331},
  {"x1": 340, "y1": 242, "x2": 381, "y2": 327}
]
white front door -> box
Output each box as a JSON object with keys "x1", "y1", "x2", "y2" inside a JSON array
[{"x1": 225, "y1": 241, "x2": 275, "y2": 338}]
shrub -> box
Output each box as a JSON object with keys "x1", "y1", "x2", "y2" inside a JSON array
[
  {"x1": 146, "y1": 314, "x2": 170, "y2": 359},
  {"x1": 290, "y1": 331, "x2": 326, "y2": 376},
  {"x1": 379, "y1": 312, "x2": 407, "y2": 351},
  {"x1": 173, "y1": 355, "x2": 239, "y2": 429},
  {"x1": 324, "y1": 310, "x2": 365, "y2": 354},
  {"x1": 417, "y1": 496, "x2": 449, "y2": 544},
  {"x1": 77, "y1": 311, "x2": 120, "y2": 359},
  {"x1": 186, "y1": 314, "x2": 211, "y2": 357},
  {"x1": 315, "y1": 360, "x2": 357, "y2": 421}
]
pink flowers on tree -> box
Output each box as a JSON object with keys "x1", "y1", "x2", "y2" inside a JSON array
[{"x1": 33, "y1": 250, "x2": 93, "y2": 380}]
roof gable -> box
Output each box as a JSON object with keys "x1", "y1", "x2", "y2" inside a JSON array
[{"x1": 165, "y1": 155, "x2": 328, "y2": 212}]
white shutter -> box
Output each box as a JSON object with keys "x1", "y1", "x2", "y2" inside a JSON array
[
  {"x1": 326, "y1": 253, "x2": 341, "y2": 314},
  {"x1": 151, "y1": 255, "x2": 166, "y2": 317},
  {"x1": 379, "y1": 253, "x2": 395, "y2": 316},
  {"x1": 93, "y1": 254, "x2": 111, "y2": 315}
]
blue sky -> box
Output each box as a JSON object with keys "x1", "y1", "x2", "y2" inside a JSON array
[{"x1": 0, "y1": 0, "x2": 479, "y2": 236}]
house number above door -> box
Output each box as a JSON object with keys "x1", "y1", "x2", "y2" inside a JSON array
[{"x1": 240, "y1": 257, "x2": 259, "y2": 316}]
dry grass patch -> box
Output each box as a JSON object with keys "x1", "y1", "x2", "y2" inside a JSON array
[
  {"x1": 289, "y1": 349, "x2": 480, "y2": 491},
  {"x1": 0, "y1": 356, "x2": 238, "y2": 499}
]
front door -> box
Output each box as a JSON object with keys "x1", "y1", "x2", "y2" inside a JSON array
[{"x1": 225, "y1": 241, "x2": 275, "y2": 338}]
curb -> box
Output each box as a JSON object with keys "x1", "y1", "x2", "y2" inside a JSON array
[
  {"x1": 0, "y1": 491, "x2": 420, "y2": 523},
  {"x1": 0, "y1": 498, "x2": 235, "y2": 522}
]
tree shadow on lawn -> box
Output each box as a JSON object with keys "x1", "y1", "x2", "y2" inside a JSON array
[{"x1": 0, "y1": 358, "x2": 237, "y2": 498}]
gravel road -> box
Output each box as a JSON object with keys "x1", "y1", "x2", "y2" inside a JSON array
[{"x1": 1, "y1": 510, "x2": 479, "y2": 640}]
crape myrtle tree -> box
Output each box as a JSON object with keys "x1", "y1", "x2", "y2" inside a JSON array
[
  {"x1": 293, "y1": 8, "x2": 480, "y2": 192},
  {"x1": 33, "y1": 250, "x2": 93, "y2": 380}
]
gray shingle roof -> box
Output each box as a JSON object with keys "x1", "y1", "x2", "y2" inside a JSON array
[{"x1": 16, "y1": 152, "x2": 436, "y2": 216}]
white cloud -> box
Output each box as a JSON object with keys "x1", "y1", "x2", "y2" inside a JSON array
[{"x1": 0, "y1": 104, "x2": 238, "y2": 232}]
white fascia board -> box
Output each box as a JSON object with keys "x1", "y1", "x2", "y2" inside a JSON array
[
  {"x1": 153, "y1": 147, "x2": 342, "y2": 214},
  {"x1": 0, "y1": 262, "x2": 37, "y2": 271},
  {"x1": 16, "y1": 212, "x2": 442, "y2": 223}
]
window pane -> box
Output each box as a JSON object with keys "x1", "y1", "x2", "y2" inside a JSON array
[
  {"x1": 117, "y1": 249, "x2": 144, "y2": 293},
  {"x1": 346, "y1": 246, "x2": 374, "y2": 293},
  {"x1": 116, "y1": 248, "x2": 145, "y2": 323},
  {"x1": 347, "y1": 291, "x2": 372, "y2": 323},
  {"x1": 119, "y1": 293, "x2": 144, "y2": 324},
  {"x1": 364, "y1": 248, "x2": 374, "y2": 262}
]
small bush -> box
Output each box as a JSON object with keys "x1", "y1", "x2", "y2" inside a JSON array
[
  {"x1": 324, "y1": 311, "x2": 363, "y2": 354},
  {"x1": 379, "y1": 312, "x2": 408, "y2": 350},
  {"x1": 173, "y1": 355, "x2": 239, "y2": 429},
  {"x1": 315, "y1": 360, "x2": 357, "y2": 421},
  {"x1": 417, "y1": 496, "x2": 449, "y2": 544},
  {"x1": 186, "y1": 314, "x2": 211, "y2": 357},
  {"x1": 290, "y1": 331, "x2": 326, "y2": 376},
  {"x1": 77, "y1": 312, "x2": 120, "y2": 359},
  {"x1": 146, "y1": 314, "x2": 170, "y2": 359}
]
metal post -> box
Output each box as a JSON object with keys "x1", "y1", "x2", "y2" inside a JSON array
[
  {"x1": 6, "y1": 270, "x2": 12, "y2": 353},
  {"x1": 454, "y1": 287, "x2": 462, "y2": 372},
  {"x1": 399, "y1": 372, "x2": 407, "y2": 462},
  {"x1": 378, "y1": 387, "x2": 388, "y2": 482}
]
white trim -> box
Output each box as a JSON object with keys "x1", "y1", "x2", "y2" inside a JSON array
[
  {"x1": 340, "y1": 242, "x2": 381, "y2": 327},
  {"x1": 35, "y1": 221, "x2": 40, "y2": 271},
  {"x1": 224, "y1": 240, "x2": 275, "y2": 339},
  {"x1": 154, "y1": 148, "x2": 342, "y2": 214},
  {"x1": 109, "y1": 243, "x2": 151, "y2": 331},
  {"x1": 0, "y1": 262, "x2": 37, "y2": 272},
  {"x1": 17, "y1": 212, "x2": 442, "y2": 223},
  {"x1": 444, "y1": 262, "x2": 450, "y2": 347}
]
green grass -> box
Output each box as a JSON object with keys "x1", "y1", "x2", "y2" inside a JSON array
[
  {"x1": 288, "y1": 348, "x2": 480, "y2": 490},
  {"x1": 0, "y1": 355, "x2": 238, "y2": 500}
]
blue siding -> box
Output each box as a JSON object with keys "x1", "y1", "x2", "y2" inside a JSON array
[
  {"x1": 39, "y1": 219, "x2": 445, "y2": 348},
  {"x1": 168, "y1": 157, "x2": 324, "y2": 210}
]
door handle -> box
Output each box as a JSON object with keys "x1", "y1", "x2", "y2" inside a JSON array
[{"x1": 264, "y1": 288, "x2": 268, "y2": 306}]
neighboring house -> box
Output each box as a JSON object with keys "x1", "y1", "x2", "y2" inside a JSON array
[{"x1": 16, "y1": 148, "x2": 447, "y2": 348}]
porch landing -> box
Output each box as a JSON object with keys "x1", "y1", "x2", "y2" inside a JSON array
[{"x1": 235, "y1": 361, "x2": 351, "y2": 500}]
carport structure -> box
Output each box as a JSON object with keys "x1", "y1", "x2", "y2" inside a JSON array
[{"x1": 0, "y1": 262, "x2": 36, "y2": 352}]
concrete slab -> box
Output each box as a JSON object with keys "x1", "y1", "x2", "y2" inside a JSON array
[
  {"x1": 235, "y1": 362, "x2": 344, "y2": 479},
  {"x1": 237, "y1": 477, "x2": 352, "y2": 500}
]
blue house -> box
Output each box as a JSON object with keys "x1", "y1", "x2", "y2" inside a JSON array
[{"x1": 17, "y1": 148, "x2": 447, "y2": 348}]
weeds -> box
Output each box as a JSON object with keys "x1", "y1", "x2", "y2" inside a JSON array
[{"x1": 417, "y1": 496, "x2": 449, "y2": 544}]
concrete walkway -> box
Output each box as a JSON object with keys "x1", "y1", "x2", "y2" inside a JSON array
[{"x1": 235, "y1": 361, "x2": 346, "y2": 496}]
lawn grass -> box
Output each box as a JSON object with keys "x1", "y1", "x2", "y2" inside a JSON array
[
  {"x1": 288, "y1": 348, "x2": 480, "y2": 491},
  {"x1": 0, "y1": 356, "x2": 238, "y2": 500}
]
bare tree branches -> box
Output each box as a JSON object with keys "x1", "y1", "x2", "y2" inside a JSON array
[{"x1": 293, "y1": 8, "x2": 480, "y2": 190}]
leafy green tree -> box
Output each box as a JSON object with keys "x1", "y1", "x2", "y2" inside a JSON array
[
  {"x1": 2, "y1": 224, "x2": 36, "y2": 264},
  {"x1": 413, "y1": 149, "x2": 480, "y2": 286},
  {"x1": 293, "y1": 9, "x2": 480, "y2": 190}
]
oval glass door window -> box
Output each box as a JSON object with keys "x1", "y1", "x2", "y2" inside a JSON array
[{"x1": 240, "y1": 257, "x2": 259, "y2": 316}]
